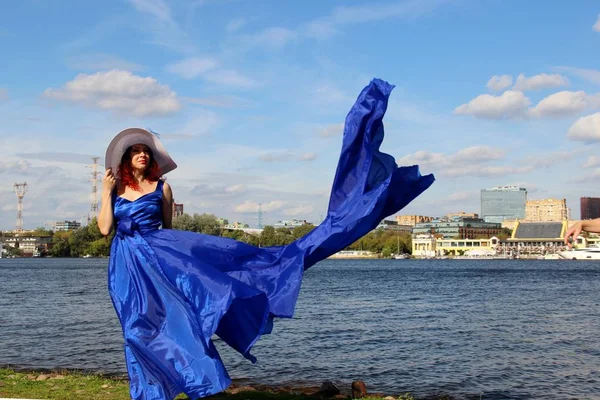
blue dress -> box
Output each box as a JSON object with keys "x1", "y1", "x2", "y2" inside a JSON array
[{"x1": 108, "y1": 79, "x2": 435, "y2": 400}]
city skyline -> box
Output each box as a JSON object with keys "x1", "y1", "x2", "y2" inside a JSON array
[{"x1": 1, "y1": 1, "x2": 600, "y2": 230}]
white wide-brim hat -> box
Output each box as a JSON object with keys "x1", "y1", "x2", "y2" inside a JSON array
[{"x1": 105, "y1": 128, "x2": 177, "y2": 177}]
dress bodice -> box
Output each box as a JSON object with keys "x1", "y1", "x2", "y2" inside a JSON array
[{"x1": 113, "y1": 180, "x2": 164, "y2": 235}]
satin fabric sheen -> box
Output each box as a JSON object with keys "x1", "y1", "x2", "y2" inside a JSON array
[{"x1": 107, "y1": 78, "x2": 435, "y2": 400}]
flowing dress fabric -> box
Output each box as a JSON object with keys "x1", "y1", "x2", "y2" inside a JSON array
[{"x1": 107, "y1": 78, "x2": 435, "y2": 400}]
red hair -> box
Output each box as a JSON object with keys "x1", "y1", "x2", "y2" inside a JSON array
[{"x1": 118, "y1": 146, "x2": 161, "y2": 191}]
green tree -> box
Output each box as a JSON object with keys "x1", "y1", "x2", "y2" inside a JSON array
[
  {"x1": 33, "y1": 226, "x2": 53, "y2": 236},
  {"x1": 173, "y1": 214, "x2": 196, "y2": 231},
  {"x1": 260, "y1": 226, "x2": 277, "y2": 247},
  {"x1": 50, "y1": 231, "x2": 72, "y2": 257},
  {"x1": 292, "y1": 224, "x2": 315, "y2": 240},
  {"x1": 382, "y1": 246, "x2": 392, "y2": 258},
  {"x1": 6, "y1": 246, "x2": 24, "y2": 257},
  {"x1": 88, "y1": 237, "x2": 112, "y2": 257},
  {"x1": 68, "y1": 217, "x2": 106, "y2": 257},
  {"x1": 193, "y1": 213, "x2": 220, "y2": 236}
]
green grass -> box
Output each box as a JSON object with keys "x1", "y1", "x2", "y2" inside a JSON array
[{"x1": 0, "y1": 368, "x2": 416, "y2": 400}]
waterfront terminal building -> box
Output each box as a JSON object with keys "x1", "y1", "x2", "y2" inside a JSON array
[{"x1": 412, "y1": 216, "x2": 502, "y2": 239}]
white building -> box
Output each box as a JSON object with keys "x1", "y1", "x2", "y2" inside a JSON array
[{"x1": 54, "y1": 220, "x2": 81, "y2": 231}]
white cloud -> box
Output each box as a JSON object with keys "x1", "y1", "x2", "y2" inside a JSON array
[
  {"x1": 528, "y1": 91, "x2": 589, "y2": 118},
  {"x1": 234, "y1": 200, "x2": 285, "y2": 213},
  {"x1": 66, "y1": 53, "x2": 144, "y2": 72},
  {"x1": 594, "y1": 14, "x2": 600, "y2": 32},
  {"x1": 168, "y1": 110, "x2": 220, "y2": 138},
  {"x1": 298, "y1": 152, "x2": 318, "y2": 161},
  {"x1": 486, "y1": 75, "x2": 513, "y2": 92},
  {"x1": 44, "y1": 70, "x2": 181, "y2": 117},
  {"x1": 0, "y1": 88, "x2": 8, "y2": 102},
  {"x1": 513, "y1": 73, "x2": 569, "y2": 91},
  {"x1": 397, "y1": 146, "x2": 505, "y2": 168},
  {"x1": 184, "y1": 95, "x2": 254, "y2": 109},
  {"x1": 554, "y1": 66, "x2": 600, "y2": 85},
  {"x1": 318, "y1": 123, "x2": 344, "y2": 137},
  {"x1": 225, "y1": 184, "x2": 246, "y2": 193},
  {"x1": 395, "y1": 146, "x2": 540, "y2": 177},
  {"x1": 166, "y1": 57, "x2": 218, "y2": 79},
  {"x1": 127, "y1": 0, "x2": 194, "y2": 54},
  {"x1": 226, "y1": 18, "x2": 247, "y2": 33},
  {"x1": 258, "y1": 150, "x2": 293, "y2": 162},
  {"x1": 183, "y1": 95, "x2": 255, "y2": 108},
  {"x1": 0, "y1": 160, "x2": 30, "y2": 173},
  {"x1": 454, "y1": 90, "x2": 530, "y2": 119},
  {"x1": 284, "y1": 205, "x2": 314, "y2": 216},
  {"x1": 444, "y1": 165, "x2": 533, "y2": 178},
  {"x1": 242, "y1": 27, "x2": 297, "y2": 49},
  {"x1": 16, "y1": 152, "x2": 98, "y2": 164},
  {"x1": 396, "y1": 150, "x2": 445, "y2": 167},
  {"x1": 129, "y1": 0, "x2": 172, "y2": 23},
  {"x1": 429, "y1": 190, "x2": 480, "y2": 207},
  {"x1": 567, "y1": 113, "x2": 600, "y2": 142},
  {"x1": 203, "y1": 70, "x2": 259, "y2": 88},
  {"x1": 524, "y1": 151, "x2": 580, "y2": 168},
  {"x1": 451, "y1": 145, "x2": 505, "y2": 163},
  {"x1": 314, "y1": 84, "x2": 352, "y2": 105},
  {"x1": 303, "y1": 0, "x2": 448, "y2": 39},
  {"x1": 583, "y1": 155, "x2": 600, "y2": 169},
  {"x1": 166, "y1": 57, "x2": 259, "y2": 88}
]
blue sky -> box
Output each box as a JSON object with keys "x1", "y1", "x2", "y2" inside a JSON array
[{"x1": 1, "y1": 0, "x2": 600, "y2": 230}]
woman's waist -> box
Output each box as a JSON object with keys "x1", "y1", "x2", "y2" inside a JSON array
[{"x1": 115, "y1": 217, "x2": 160, "y2": 237}]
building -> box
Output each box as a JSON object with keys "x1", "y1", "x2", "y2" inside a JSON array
[
  {"x1": 481, "y1": 186, "x2": 527, "y2": 223},
  {"x1": 375, "y1": 219, "x2": 412, "y2": 232},
  {"x1": 225, "y1": 221, "x2": 250, "y2": 229},
  {"x1": 53, "y1": 220, "x2": 81, "y2": 231},
  {"x1": 217, "y1": 218, "x2": 229, "y2": 226},
  {"x1": 525, "y1": 198, "x2": 567, "y2": 222},
  {"x1": 498, "y1": 221, "x2": 568, "y2": 257},
  {"x1": 412, "y1": 234, "x2": 500, "y2": 258},
  {"x1": 395, "y1": 215, "x2": 434, "y2": 226},
  {"x1": 273, "y1": 219, "x2": 310, "y2": 229},
  {"x1": 412, "y1": 217, "x2": 502, "y2": 239},
  {"x1": 446, "y1": 212, "x2": 478, "y2": 219},
  {"x1": 172, "y1": 201, "x2": 184, "y2": 218},
  {"x1": 3, "y1": 234, "x2": 53, "y2": 256},
  {"x1": 580, "y1": 197, "x2": 600, "y2": 220}
]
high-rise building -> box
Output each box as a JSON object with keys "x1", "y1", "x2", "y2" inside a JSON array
[
  {"x1": 172, "y1": 201, "x2": 184, "y2": 218},
  {"x1": 53, "y1": 220, "x2": 81, "y2": 231},
  {"x1": 481, "y1": 186, "x2": 527, "y2": 223},
  {"x1": 580, "y1": 197, "x2": 600, "y2": 220},
  {"x1": 525, "y1": 198, "x2": 567, "y2": 222},
  {"x1": 395, "y1": 215, "x2": 434, "y2": 226}
]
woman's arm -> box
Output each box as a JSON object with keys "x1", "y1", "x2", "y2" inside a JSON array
[
  {"x1": 162, "y1": 181, "x2": 173, "y2": 229},
  {"x1": 97, "y1": 169, "x2": 116, "y2": 236},
  {"x1": 564, "y1": 218, "x2": 600, "y2": 247}
]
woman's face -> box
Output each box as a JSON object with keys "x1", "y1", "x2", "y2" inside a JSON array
[{"x1": 129, "y1": 143, "x2": 152, "y2": 171}]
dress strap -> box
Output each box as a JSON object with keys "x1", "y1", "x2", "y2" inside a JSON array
[{"x1": 156, "y1": 179, "x2": 164, "y2": 195}]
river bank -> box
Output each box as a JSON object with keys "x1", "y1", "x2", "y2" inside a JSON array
[{"x1": 0, "y1": 368, "x2": 459, "y2": 400}]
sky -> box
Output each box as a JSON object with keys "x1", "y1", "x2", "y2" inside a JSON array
[{"x1": 1, "y1": 0, "x2": 600, "y2": 230}]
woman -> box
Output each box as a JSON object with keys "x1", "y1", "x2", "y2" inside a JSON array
[{"x1": 98, "y1": 79, "x2": 435, "y2": 400}]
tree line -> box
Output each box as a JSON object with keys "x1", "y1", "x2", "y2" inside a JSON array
[{"x1": 3, "y1": 213, "x2": 411, "y2": 258}]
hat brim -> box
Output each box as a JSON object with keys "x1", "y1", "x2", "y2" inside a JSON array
[{"x1": 105, "y1": 128, "x2": 177, "y2": 177}]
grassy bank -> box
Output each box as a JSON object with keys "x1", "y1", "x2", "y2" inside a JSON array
[{"x1": 0, "y1": 369, "x2": 424, "y2": 400}]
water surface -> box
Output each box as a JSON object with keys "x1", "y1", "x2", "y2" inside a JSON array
[{"x1": 1, "y1": 258, "x2": 599, "y2": 399}]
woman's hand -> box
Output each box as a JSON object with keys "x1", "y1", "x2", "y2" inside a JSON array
[
  {"x1": 564, "y1": 221, "x2": 582, "y2": 248},
  {"x1": 103, "y1": 168, "x2": 116, "y2": 195}
]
